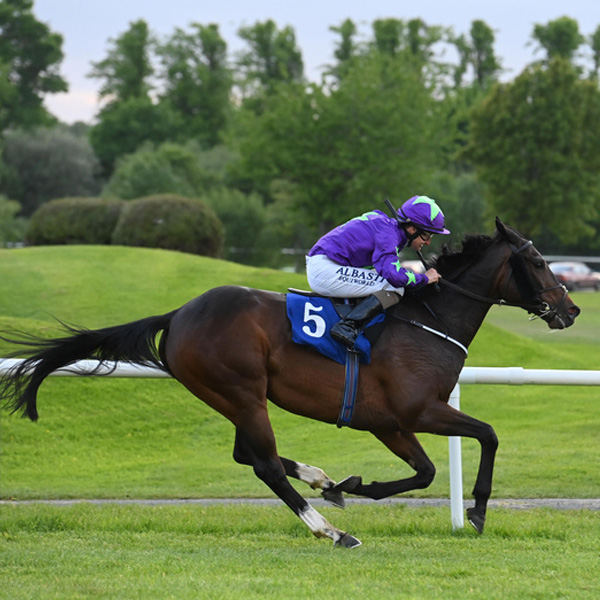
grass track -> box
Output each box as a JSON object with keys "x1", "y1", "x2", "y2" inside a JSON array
[{"x1": 1, "y1": 503, "x2": 598, "y2": 600}]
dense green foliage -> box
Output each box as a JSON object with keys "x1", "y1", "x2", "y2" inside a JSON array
[
  {"x1": 0, "y1": 194, "x2": 25, "y2": 245},
  {"x1": 89, "y1": 98, "x2": 181, "y2": 176},
  {"x1": 2, "y1": 127, "x2": 100, "y2": 216},
  {"x1": 467, "y1": 58, "x2": 600, "y2": 247},
  {"x1": 110, "y1": 194, "x2": 223, "y2": 257},
  {"x1": 25, "y1": 197, "x2": 122, "y2": 245},
  {"x1": 103, "y1": 141, "x2": 227, "y2": 200},
  {"x1": 88, "y1": 19, "x2": 153, "y2": 103},
  {"x1": 233, "y1": 52, "x2": 442, "y2": 232},
  {"x1": 157, "y1": 23, "x2": 232, "y2": 146},
  {"x1": 0, "y1": 0, "x2": 68, "y2": 130},
  {"x1": 2, "y1": 10, "x2": 600, "y2": 260}
]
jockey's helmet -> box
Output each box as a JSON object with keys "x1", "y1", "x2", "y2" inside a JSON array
[{"x1": 397, "y1": 195, "x2": 450, "y2": 235}]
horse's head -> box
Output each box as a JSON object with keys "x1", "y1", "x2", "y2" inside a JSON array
[{"x1": 494, "y1": 218, "x2": 580, "y2": 329}]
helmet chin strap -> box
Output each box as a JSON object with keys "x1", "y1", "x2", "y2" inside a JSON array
[{"x1": 403, "y1": 223, "x2": 421, "y2": 245}]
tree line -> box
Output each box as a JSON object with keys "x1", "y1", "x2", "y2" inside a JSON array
[{"x1": 1, "y1": 0, "x2": 600, "y2": 265}]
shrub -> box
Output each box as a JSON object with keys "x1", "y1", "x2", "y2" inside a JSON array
[
  {"x1": 26, "y1": 197, "x2": 122, "y2": 245},
  {"x1": 0, "y1": 195, "x2": 26, "y2": 246},
  {"x1": 202, "y1": 187, "x2": 266, "y2": 264},
  {"x1": 111, "y1": 194, "x2": 223, "y2": 257},
  {"x1": 102, "y1": 142, "x2": 231, "y2": 200}
]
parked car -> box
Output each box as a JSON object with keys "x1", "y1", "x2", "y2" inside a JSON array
[{"x1": 549, "y1": 261, "x2": 600, "y2": 291}]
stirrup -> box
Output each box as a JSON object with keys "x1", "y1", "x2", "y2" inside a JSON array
[{"x1": 331, "y1": 322, "x2": 359, "y2": 348}]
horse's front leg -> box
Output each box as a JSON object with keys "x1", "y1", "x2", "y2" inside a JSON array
[
  {"x1": 416, "y1": 400, "x2": 499, "y2": 533},
  {"x1": 326, "y1": 430, "x2": 436, "y2": 500}
]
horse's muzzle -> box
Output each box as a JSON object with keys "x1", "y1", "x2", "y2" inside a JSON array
[{"x1": 547, "y1": 303, "x2": 580, "y2": 329}]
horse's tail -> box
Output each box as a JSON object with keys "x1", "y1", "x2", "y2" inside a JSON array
[{"x1": 0, "y1": 310, "x2": 178, "y2": 422}]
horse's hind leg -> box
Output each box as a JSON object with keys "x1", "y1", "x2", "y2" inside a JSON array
[
  {"x1": 330, "y1": 430, "x2": 436, "y2": 500},
  {"x1": 232, "y1": 416, "x2": 361, "y2": 547}
]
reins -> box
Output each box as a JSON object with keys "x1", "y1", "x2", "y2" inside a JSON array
[
  {"x1": 389, "y1": 230, "x2": 568, "y2": 356},
  {"x1": 434, "y1": 239, "x2": 568, "y2": 320}
]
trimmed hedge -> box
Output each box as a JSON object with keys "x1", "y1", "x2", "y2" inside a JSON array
[
  {"x1": 26, "y1": 197, "x2": 123, "y2": 245},
  {"x1": 111, "y1": 194, "x2": 223, "y2": 257}
]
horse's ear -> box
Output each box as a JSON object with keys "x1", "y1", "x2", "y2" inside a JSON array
[{"x1": 495, "y1": 217, "x2": 508, "y2": 238}]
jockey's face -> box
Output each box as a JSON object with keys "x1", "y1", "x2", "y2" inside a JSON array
[{"x1": 406, "y1": 226, "x2": 433, "y2": 251}]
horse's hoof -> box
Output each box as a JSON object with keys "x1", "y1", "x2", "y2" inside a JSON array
[
  {"x1": 331, "y1": 475, "x2": 362, "y2": 494},
  {"x1": 466, "y1": 507, "x2": 485, "y2": 534},
  {"x1": 322, "y1": 487, "x2": 345, "y2": 508},
  {"x1": 335, "y1": 532, "x2": 362, "y2": 548}
]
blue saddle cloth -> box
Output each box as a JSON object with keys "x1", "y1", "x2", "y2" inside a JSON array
[{"x1": 286, "y1": 293, "x2": 385, "y2": 365}]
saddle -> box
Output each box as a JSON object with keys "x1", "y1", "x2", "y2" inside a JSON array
[
  {"x1": 286, "y1": 288, "x2": 386, "y2": 428},
  {"x1": 286, "y1": 289, "x2": 386, "y2": 364}
]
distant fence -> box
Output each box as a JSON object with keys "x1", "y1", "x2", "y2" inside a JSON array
[{"x1": 1, "y1": 359, "x2": 599, "y2": 529}]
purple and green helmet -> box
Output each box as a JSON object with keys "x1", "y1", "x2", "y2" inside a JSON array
[{"x1": 397, "y1": 195, "x2": 450, "y2": 235}]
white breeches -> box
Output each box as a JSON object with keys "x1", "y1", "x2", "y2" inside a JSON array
[{"x1": 305, "y1": 254, "x2": 405, "y2": 298}]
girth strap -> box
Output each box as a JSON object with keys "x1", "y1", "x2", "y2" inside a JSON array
[{"x1": 337, "y1": 349, "x2": 360, "y2": 427}]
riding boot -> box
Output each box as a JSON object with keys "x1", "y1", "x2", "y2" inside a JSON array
[{"x1": 330, "y1": 295, "x2": 384, "y2": 349}]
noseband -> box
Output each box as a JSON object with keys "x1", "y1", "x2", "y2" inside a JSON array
[{"x1": 439, "y1": 239, "x2": 568, "y2": 322}]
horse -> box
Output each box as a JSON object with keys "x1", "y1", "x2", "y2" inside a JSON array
[{"x1": 0, "y1": 218, "x2": 580, "y2": 548}]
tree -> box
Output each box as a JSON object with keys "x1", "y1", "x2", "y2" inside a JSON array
[
  {"x1": 235, "y1": 20, "x2": 304, "y2": 103},
  {"x1": 157, "y1": 23, "x2": 232, "y2": 146},
  {"x1": 88, "y1": 20, "x2": 168, "y2": 176},
  {"x1": 0, "y1": 0, "x2": 68, "y2": 130},
  {"x1": 451, "y1": 20, "x2": 502, "y2": 88},
  {"x1": 2, "y1": 127, "x2": 100, "y2": 216},
  {"x1": 232, "y1": 51, "x2": 442, "y2": 232},
  {"x1": 88, "y1": 19, "x2": 154, "y2": 102},
  {"x1": 370, "y1": 17, "x2": 445, "y2": 64},
  {"x1": 371, "y1": 18, "x2": 405, "y2": 56},
  {"x1": 443, "y1": 20, "x2": 502, "y2": 169},
  {"x1": 470, "y1": 20, "x2": 502, "y2": 87},
  {"x1": 327, "y1": 19, "x2": 359, "y2": 83},
  {"x1": 89, "y1": 97, "x2": 179, "y2": 176},
  {"x1": 466, "y1": 58, "x2": 600, "y2": 242},
  {"x1": 590, "y1": 25, "x2": 600, "y2": 79},
  {"x1": 531, "y1": 16, "x2": 584, "y2": 63}
]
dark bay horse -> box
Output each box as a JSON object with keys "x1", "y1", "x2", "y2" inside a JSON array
[{"x1": 0, "y1": 218, "x2": 580, "y2": 547}]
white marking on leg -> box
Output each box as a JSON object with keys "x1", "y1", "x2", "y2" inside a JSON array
[
  {"x1": 299, "y1": 505, "x2": 341, "y2": 543},
  {"x1": 295, "y1": 462, "x2": 335, "y2": 490}
]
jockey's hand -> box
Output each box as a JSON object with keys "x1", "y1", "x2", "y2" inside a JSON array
[{"x1": 425, "y1": 268, "x2": 442, "y2": 284}]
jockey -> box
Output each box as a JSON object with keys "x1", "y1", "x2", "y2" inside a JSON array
[{"x1": 306, "y1": 195, "x2": 451, "y2": 349}]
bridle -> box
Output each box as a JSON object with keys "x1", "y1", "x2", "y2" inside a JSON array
[{"x1": 437, "y1": 239, "x2": 569, "y2": 323}]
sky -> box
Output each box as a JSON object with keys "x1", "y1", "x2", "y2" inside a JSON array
[{"x1": 34, "y1": 0, "x2": 600, "y2": 124}]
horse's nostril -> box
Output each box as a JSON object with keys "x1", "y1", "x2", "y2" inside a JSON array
[{"x1": 568, "y1": 305, "x2": 581, "y2": 318}]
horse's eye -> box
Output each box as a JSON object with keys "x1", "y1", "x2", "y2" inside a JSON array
[{"x1": 534, "y1": 260, "x2": 545, "y2": 270}]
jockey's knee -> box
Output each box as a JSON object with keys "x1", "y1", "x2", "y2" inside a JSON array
[{"x1": 373, "y1": 290, "x2": 402, "y2": 309}]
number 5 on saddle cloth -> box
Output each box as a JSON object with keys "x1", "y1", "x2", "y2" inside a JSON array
[{"x1": 286, "y1": 292, "x2": 386, "y2": 365}]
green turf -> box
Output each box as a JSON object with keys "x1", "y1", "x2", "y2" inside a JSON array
[{"x1": 1, "y1": 503, "x2": 598, "y2": 600}]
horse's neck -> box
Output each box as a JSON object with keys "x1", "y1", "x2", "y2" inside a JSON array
[{"x1": 427, "y1": 254, "x2": 506, "y2": 348}]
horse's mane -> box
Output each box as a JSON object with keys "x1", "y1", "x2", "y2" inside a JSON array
[{"x1": 432, "y1": 233, "x2": 498, "y2": 278}]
